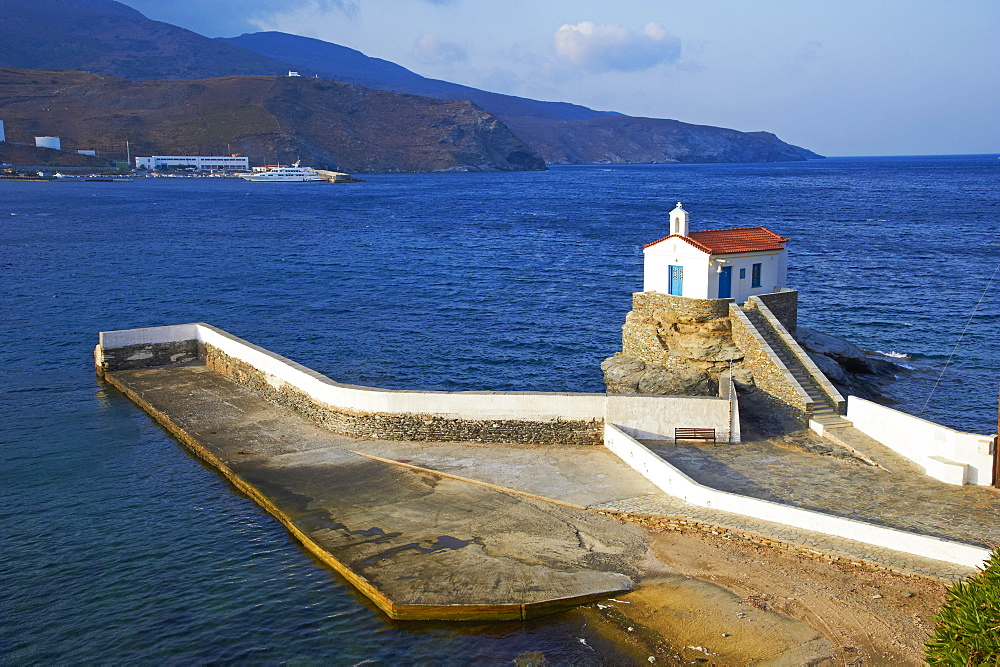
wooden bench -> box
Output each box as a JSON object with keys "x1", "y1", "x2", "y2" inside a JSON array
[{"x1": 674, "y1": 427, "x2": 716, "y2": 444}]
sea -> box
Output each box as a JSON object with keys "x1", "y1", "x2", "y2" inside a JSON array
[{"x1": 2, "y1": 155, "x2": 998, "y2": 664}]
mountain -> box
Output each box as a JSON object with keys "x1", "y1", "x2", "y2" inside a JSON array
[
  {"x1": 222, "y1": 32, "x2": 822, "y2": 164},
  {"x1": 0, "y1": 0, "x2": 295, "y2": 80},
  {"x1": 0, "y1": 0, "x2": 823, "y2": 165},
  {"x1": 0, "y1": 68, "x2": 545, "y2": 172},
  {"x1": 219, "y1": 32, "x2": 620, "y2": 123}
]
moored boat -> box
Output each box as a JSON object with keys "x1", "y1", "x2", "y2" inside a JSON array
[{"x1": 239, "y1": 161, "x2": 325, "y2": 182}]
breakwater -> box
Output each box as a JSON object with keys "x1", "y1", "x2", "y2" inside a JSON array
[
  {"x1": 98, "y1": 322, "x2": 992, "y2": 590},
  {"x1": 95, "y1": 323, "x2": 736, "y2": 620}
]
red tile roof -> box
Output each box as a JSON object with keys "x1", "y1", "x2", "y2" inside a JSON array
[{"x1": 644, "y1": 227, "x2": 789, "y2": 255}]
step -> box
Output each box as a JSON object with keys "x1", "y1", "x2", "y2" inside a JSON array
[{"x1": 809, "y1": 417, "x2": 854, "y2": 437}]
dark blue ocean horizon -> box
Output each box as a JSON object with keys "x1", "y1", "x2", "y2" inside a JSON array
[{"x1": 2, "y1": 155, "x2": 998, "y2": 662}]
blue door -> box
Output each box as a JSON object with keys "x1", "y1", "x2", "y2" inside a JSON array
[
  {"x1": 718, "y1": 266, "x2": 733, "y2": 299},
  {"x1": 668, "y1": 265, "x2": 683, "y2": 296}
]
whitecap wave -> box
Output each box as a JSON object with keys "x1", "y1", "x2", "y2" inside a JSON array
[{"x1": 874, "y1": 350, "x2": 910, "y2": 359}]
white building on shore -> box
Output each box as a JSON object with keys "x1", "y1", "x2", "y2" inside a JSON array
[
  {"x1": 643, "y1": 203, "x2": 789, "y2": 303},
  {"x1": 135, "y1": 155, "x2": 250, "y2": 172},
  {"x1": 35, "y1": 136, "x2": 61, "y2": 150}
]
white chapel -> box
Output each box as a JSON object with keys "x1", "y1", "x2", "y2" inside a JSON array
[{"x1": 643, "y1": 203, "x2": 789, "y2": 303}]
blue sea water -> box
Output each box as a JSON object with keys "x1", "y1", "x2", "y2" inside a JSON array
[{"x1": 2, "y1": 155, "x2": 998, "y2": 663}]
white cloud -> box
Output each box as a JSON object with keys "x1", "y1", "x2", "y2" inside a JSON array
[
  {"x1": 554, "y1": 21, "x2": 681, "y2": 73},
  {"x1": 247, "y1": 0, "x2": 359, "y2": 39},
  {"x1": 413, "y1": 33, "x2": 468, "y2": 64}
]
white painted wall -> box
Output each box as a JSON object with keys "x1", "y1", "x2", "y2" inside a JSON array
[
  {"x1": 134, "y1": 156, "x2": 250, "y2": 171},
  {"x1": 847, "y1": 396, "x2": 996, "y2": 486},
  {"x1": 98, "y1": 323, "x2": 735, "y2": 440},
  {"x1": 644, "y1": 239, "x2": 786, "y2": 302},
  {"x1": 603, "y1": 424, "x2": 990, "y2": 568},
  {"x1": 643, "y1": 237, "x2": 710, "y2": 297},
  {"x1": 715, "y1": 250, "x2": 788, "y2": 304},
  {"x1": 100, "y1": 324, "x2": 201, "y2": 349},
  {"x1": 606, "y1": 394, "x2": 730, "y2": 442}
]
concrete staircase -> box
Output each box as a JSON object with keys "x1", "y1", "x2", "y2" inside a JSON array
[{"x1": 743, "y1": 308, "x2": 852, "y2": 432}]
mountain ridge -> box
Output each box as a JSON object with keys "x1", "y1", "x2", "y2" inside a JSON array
[
  {"x1": 219, "y1": 32, "x2": 622, "y2": 123},
  {"x1": 221, "y1": 31, "x2": 822, "y2": 164},
  {"x1": 0, "y1": 0, "x2": 823, "y2": 167}
]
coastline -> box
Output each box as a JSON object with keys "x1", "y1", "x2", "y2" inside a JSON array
[{"x1": 586, "y1": 527, "x2": 948, "y2": 664}]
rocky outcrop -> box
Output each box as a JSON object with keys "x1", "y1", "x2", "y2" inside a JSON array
[
  {"x1": 603, "y1": 293, "x2": 899, "y2": 404},
  {"x1": 601, "y1": 353, "x2": 717, "y2": 396},
  {"x1": 605, "y1": 292, "x2": 741, "y2": 397},
  {"x1": 795, "y1": 327, "x2": 899, "y2": 401}
]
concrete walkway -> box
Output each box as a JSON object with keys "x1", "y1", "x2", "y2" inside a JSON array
[
  {"x1": 348, "y1": 436, "x2": 985, "y2": 581},
  {"x1": 646, "y1": 431, "x2": 1000, "y2": 551},
  {"x1": 104, "y1": 364, "x2": 649, "y2": 621}
]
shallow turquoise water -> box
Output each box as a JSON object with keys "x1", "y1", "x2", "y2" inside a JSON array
[{"x1": 2, "y1": 156, "x2": 997, "y2": 662}]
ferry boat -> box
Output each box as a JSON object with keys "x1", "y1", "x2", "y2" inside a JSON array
[{"x1": 239, "y1": 161, "x2": 325, "y2": 182}]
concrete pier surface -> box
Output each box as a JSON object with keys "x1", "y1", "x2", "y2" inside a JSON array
[
  {"x1": 649, "y1": 432, "x2": 1000, "y2": 549},
  {"x1": 102, "y1": 364, "x2": 652, "y2": 621},
  {"x1": 96, "y1": 321, "x2": 1000, "y2": 625}
]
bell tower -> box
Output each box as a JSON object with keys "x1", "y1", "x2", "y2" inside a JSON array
[{"x1": 669, "y1": 202, "x2": 689, "y2": 236}]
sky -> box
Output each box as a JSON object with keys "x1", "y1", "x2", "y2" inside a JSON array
[{"x1": 118, "y1": 0, "x2": 1000, "y2": 157}]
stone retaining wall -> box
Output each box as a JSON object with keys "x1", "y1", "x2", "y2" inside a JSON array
[
  {"x1": 749, "y1": 296, "x2": 846, "y2": 415},
  {"x1": 631, "y1": 291, "x2": 733, "y2": 320},
  {"x1": 205, "y1": 343, "x2": 604, "y2": 445}
]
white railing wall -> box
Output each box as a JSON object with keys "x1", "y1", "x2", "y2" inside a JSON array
[
  {"x1": 847, "y1": 396, "x2": 996, "y2": 486},
  {"x1": 98, "y1": 323, "x2": 734, "y2": 440},
  {"x1": 603, "y1": 423, "x2": 989, "y2": 568}
]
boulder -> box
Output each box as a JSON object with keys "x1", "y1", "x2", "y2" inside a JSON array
[
  {"x1": 601, "y1": 353, "x2": 716, "y2": 396},
  {"x1": 796, "y1": 327, "x2": 872, "y2": 373},
  {"x1": 807, "y1": 351, "x2": 849, "y2": 384},
  {"x1": 638, "y1": 362, "x2": 716, "y2": 396},
  {"x1": 600, "y1": 353, "x2": 646, "y2": 393},
  {"x1": 796, "y1": 327, "x2": 903, "y2": 402}
]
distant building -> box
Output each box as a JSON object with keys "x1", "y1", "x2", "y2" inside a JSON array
[
  {"x1": 643, "y1": 203, "x2": 789, "y2": 302},
  {"x1": 77, "y1": 150, "x2": 97, "y2": 156},
  {"x1": 35, "y1": 136, "x2": 61, "y2": 150},
  {"x1": 288, "y1": 71, "x2": 301, "y2": 77},
  {"x1": 0, "y1": 121, "x2": 5, "y2": 142},
  {"x1": 135, "y1": 155, "x2": 250, "y2": 172}
]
